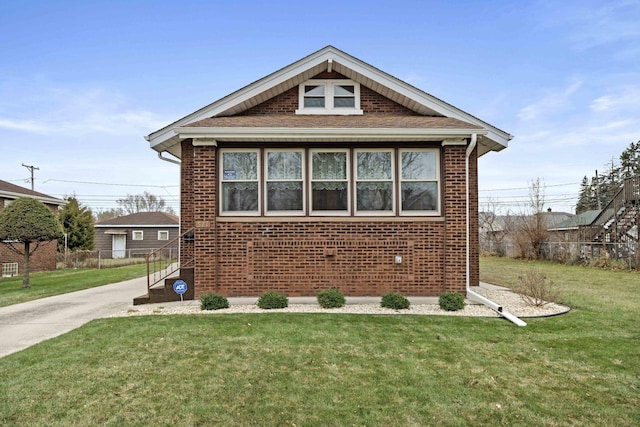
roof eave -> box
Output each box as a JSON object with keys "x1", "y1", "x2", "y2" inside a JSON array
[{"x1": 178, "y1": 126, "x2": 488, "y2": 142}]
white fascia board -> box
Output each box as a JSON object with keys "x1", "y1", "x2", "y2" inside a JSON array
[
  {"x1": 0, "y1": 191, "x2": 64, "y2": 206},
  {"x1": 95, "y1": 224, "x2": 179, "y2": 228},
  {"x1": 328, "y1": 51, "x2": 513, "y2": 148},
  {"x1": 147, "y1": 46, "x2": 512, "y2": 151},
  {"x1": 147, "y1": 50, "x2": 336, "y2": 150},
  {"x1": 178, "y1": 127, "x2": 487, "y2": 141}
]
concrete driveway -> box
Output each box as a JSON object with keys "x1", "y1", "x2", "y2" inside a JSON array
[{"x1": 0, "y1": 276, "x2": 147, "y2": 358}]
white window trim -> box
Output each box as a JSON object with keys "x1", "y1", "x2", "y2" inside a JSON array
[
  {"x1": 157, "y1": 230, "x2": 169, "y2": 241},
  {"x1": 265, "y1": 149, "x2": 306, "y2": 216},
  {"x1": 354, "y1": 149, "x2": 396, "y2": 216},
  {"x1": 2, "y1": 262, "x2": 18, "y2": 278},
  {"x1": 398, "y1": 149, "x2": 441, "y2": 216},
  {"x1": 132, "y1": 230, "x2": 144, "y2": 241},
  {"x1": 309, "y1": 149, "x2": 351, "y2": 216},
  {"x1": 295, "y1": 79, "x2": 363, "y2": 115},
  {"x1": 220, "y1": 149, "x2": 261, "y2": 216}
]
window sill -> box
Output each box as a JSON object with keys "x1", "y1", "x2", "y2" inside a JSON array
[
  {"x1": 216, "y1": 216, "x2": 444, "y2": 223},
  {"x1": 294, "y1": 109, "x2": 363, "y2": 115}
]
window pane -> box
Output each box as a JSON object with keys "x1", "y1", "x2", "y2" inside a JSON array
[
  {"x1": 357, "y1": 151, "x2": 392, "y2": 180},
  {"x1": 357, "y1": 182, "x2": 393, "y2": 211},
  {"x1": 402, "y1": 151, "x2": 436, "y2": 180},
  {"x1": 312, "y1": 182, "x2": 348, "y2": 210},
  {"x1": 268, "y1": 151, "x2": 302, "y2": 180},
  {"x1": 304, "y1": 85, "x2": 324, "y2": 96},
  {"x1": 267, "y1": 182, "x2": 303, "y2": 211},
  {"x1": 223, "y1": 152, "x2": 257, "y2": 180},
  {"x1": 334, "y1": 85, "x2": 354, "y2": 96},
  {"x1": 312, "y1": 152, "x2": 346, "y2": 180},
  {"x1": 304, "y1": 97, "x2": 325, "y2": 108},
  {"x1": 222, "y1": 182, "x2": 258, "y2": 212},
  {"x1": 401, "y1": 182, "x2": 438, "y2": 211},
  {"x1": 334, "y1": 97, "x2": 355, "y2": 108}
]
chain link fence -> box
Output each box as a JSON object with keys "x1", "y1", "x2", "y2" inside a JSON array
[{"x1": 56, "y1": 247, "x2": 178, "y2": 270}]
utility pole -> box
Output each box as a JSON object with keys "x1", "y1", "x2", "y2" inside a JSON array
[{"x1": 22, "y1": 163, "x2": 39, "y2": 191}]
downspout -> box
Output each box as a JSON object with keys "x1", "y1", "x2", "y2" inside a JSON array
[{"x1": 465, "y1": 134, "x2": 526, "y2": 326}]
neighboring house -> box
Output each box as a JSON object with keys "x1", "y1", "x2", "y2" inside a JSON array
[
  {"x1": 94, "y1": 212, "x2": 179, "y2": 259},
  {"x1": 547, "y1": 210, "x2": 601, "y2": 242},
  {"x1": 144, "y1": 46, "x2": 512, "y2": 299},
  {"x1": 480, "y1": 210, "x2": 573, "y2": 257},
  {"x1": 0, "y1": 179, "x2": 64, "y2": 276}
]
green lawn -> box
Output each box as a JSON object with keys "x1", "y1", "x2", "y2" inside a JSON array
[
  {"x1": 0, "y1": 264, "x2": 148, "y2": 308},
  {"x1": 0, "y1": 257, "x2": 638, "y2": 426}
]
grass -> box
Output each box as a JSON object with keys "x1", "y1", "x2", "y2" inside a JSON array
[
  {"x1": 0, "y1": 257, "x2": 638, "y2": 426},
  {"x1": 0, "y1": 264, "x2": 148, "y2": 308}
]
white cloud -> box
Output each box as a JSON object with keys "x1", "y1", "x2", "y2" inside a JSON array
[
  {"x1": 517, "y1": 79, "x2": 583, "y2": 121},
  {"x1": 0, "y1": 83, "x2": 171, "y2": 137},
  {"x1": 589, "y1": 85, "x2": 640, "y2": 112}
]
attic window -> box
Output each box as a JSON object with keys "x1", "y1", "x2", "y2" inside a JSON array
[{"x1": 296, "y1": 80, "x2": 363, "y2": 115}]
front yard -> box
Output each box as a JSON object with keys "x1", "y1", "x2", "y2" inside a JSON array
[{"x1": 0, "y1": 257, "x2": 637, "y2": 426}]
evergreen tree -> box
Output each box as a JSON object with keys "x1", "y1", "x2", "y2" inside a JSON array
[
  {"x1": 620, "y1": 140, "x2": 640, "y2": 179},
  {"x1": 58, "y1": 196, "x2": 95, "y2": 251},
  {"x1": 575, "y1": 140, "x2": 639, "y2": 213},
  {"x1": 576, "y1": 176, "x2": 595, "y2": 214}
]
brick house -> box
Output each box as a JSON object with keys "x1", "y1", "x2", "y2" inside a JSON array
[
  {"x1": 0, "y1": 179, "x2": 64, "y2": 276},
  {"x1": 145, "y1": 46, "x2": 512, "y2": 299},
  {"x1": 94, "y1": 212, "x2": 179, "y2": 259}
]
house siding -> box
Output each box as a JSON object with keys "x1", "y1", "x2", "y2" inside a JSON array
[{"x1": 94, "y1": 227, "x2": 179, "y2": 257}]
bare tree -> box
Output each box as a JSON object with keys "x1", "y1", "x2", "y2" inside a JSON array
[
  {"x1": 116, "y1": 191, "x2": 175, "y2": 215},
  {"x1": 513, "y1": 178, "x2": 549, "y2": 260},
  {"x1": 480, "y1": 198, "x2": 510, "y2": 256}
]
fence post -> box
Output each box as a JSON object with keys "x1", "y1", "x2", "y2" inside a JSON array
[{"x1": 98, "y1": 250, "x2": 101, "y2": 270}]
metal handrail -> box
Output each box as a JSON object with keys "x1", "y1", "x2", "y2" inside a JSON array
[
  {"x1": 588, "y1": 176, "x2": 640, "y2": 242},
  {"x1": 145, "y1": 228, "x2": 194, "y2": 290}
]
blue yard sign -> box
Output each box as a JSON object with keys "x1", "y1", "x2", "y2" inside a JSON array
[{"x1": 173, "y1": 280, "x2": 188, "y2": 301}]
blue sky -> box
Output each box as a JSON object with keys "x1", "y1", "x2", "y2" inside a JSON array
[{"x1": 1, "y1": 0, "x2": 639, "y2": 215}]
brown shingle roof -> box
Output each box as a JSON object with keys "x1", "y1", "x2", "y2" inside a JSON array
[
  {"x1": 95, "y1": 212, "x2": 179, "y2": 226},
  {"x1": 182, "y1": 115, "x2": 482, "y2": 130},
  {"x1": 0, "y1": 179, "x2": 64, "y2": 203}
]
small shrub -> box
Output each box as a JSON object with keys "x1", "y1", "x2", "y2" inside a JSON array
[
  {"x1": 439, "y1": 292, "x2": 465, "y2": 311},
  {"x1": 515, "y1": 268, "x2": 560, "y2": 307},
  {"x1": 257, "y1": 291, "x2": 288, "y2": 309},
  {"x1": 200, "y1": 292, "x2": 229, "y2": 310},
  {"x1": 317, "y1": 288, "x2": 346, "y2": 308},
  {"x1": 380, "y1": 292, "x2": 410, "y2": 310}
]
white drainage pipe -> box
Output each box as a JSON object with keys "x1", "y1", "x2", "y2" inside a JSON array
[{"x1": 465, "y1": 134, "x2": 526, "y2": 327}]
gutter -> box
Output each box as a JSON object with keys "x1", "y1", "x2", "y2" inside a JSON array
[
  {"x1": 464, "y1": 134, "x2": 526, "y2": 326},
  {"x1": 158, "y1": 151, "x2": 181, "y2": 165}
]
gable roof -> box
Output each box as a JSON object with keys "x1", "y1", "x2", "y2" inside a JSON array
[
  {"x1": 548, "y1": 210, "x2": 601, "y2": 231},
  {"x1": 0, "y1": 179, "x2": 64, "y2": 206},
  {"x1": 95, "y1": 211, "x2": 179, "y2": 227},
  {"x1": 146, "y1": 46, "x2": 512, "y2": 158}
]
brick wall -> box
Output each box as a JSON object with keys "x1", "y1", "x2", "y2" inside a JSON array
[
  {"x1": 180, "y1": 142, "x2": 477, "y2": 298},
  {"x1": 180, "y1": 139, "x2": 195, "y2": 266},
  {"x1": 0, "y1": 240, "x2": 58, "y2": 274},
  {"x1": 194, "y1": 220, "x2": 444, "y2": 297},
  {"x1": 240, "y1": 85, "x2": 418, "y2": 116},
  {"x1": 179, "y1": 82, "x2": 479, "y2": 297}
]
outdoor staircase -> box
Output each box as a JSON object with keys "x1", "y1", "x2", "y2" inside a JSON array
[
  {"x1": 133, "y1": 229, "x2": 195, "y2": 305},
  {"x1": 588, "y1": 176, "x2": 640, "y2": 245}
]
